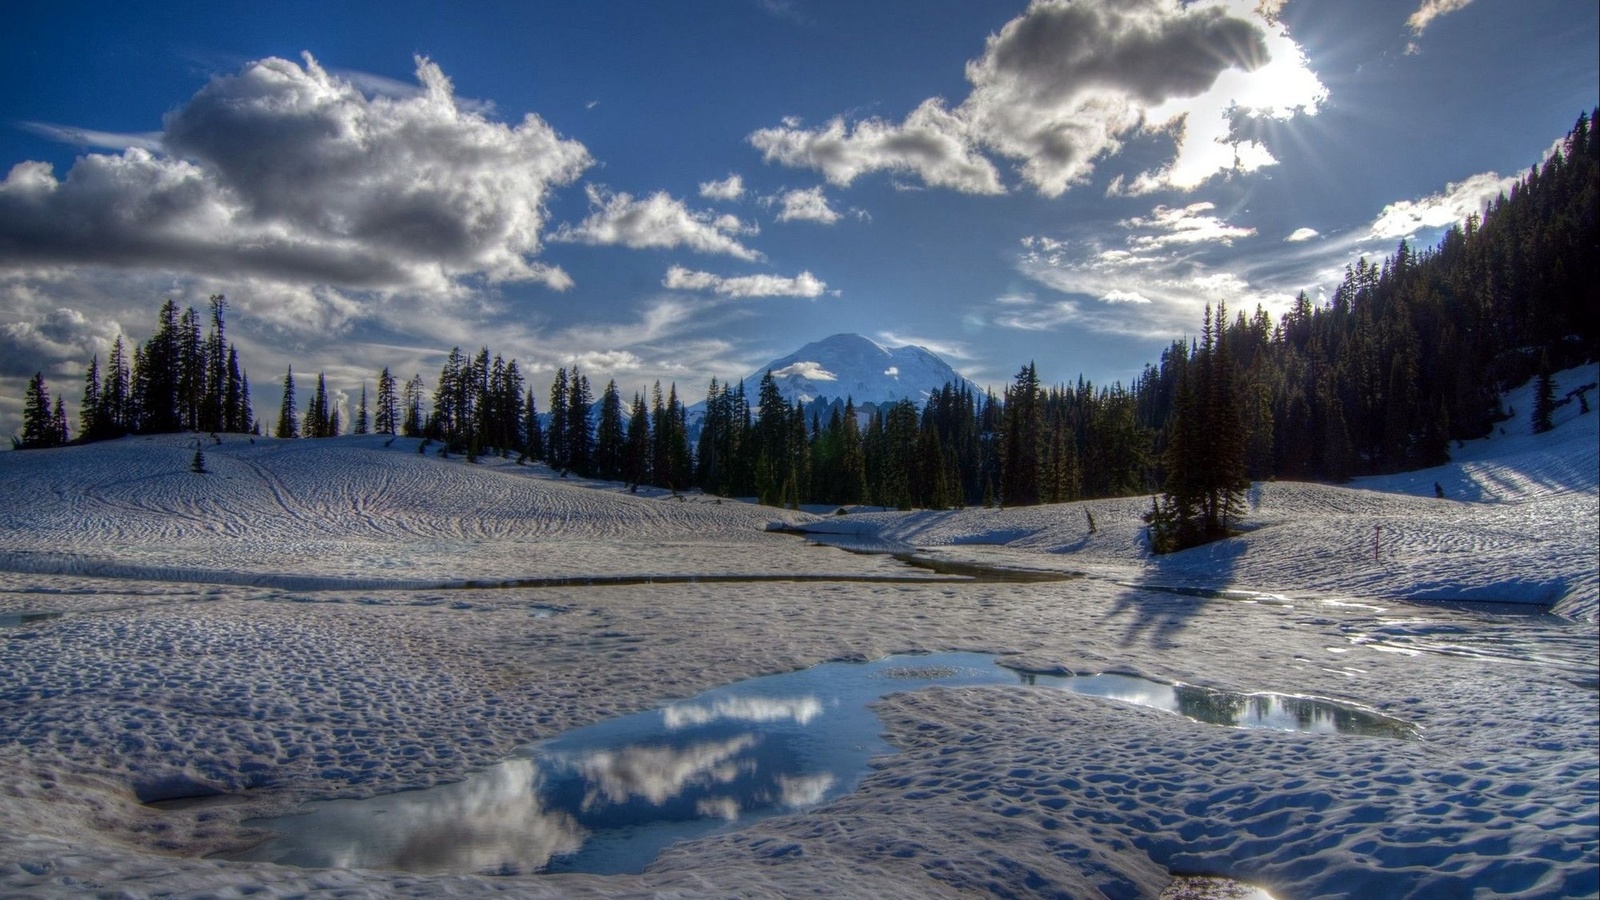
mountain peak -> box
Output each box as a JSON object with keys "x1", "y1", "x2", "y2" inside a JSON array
[{"x1": 744, "y1": 333, "x2": 970, "y2": 407}]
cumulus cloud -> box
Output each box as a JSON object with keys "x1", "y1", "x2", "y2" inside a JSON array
[
  {"x1": 662, "y1": 264, "x2": 830, "y2": 298},
  {"x1": 699, "y1": 174, "x2": 745, "y2": 201},
  {"x1": 0, "y1": 307, "x2": 123, "y2": 377},
  {"x1": 1285, "y1": 227, "x2": 1320, "y2": 242},
  {"x1": 1367, "y1": 171, "x2": 1514, "y2": 239},
  {"x1": 751, "y1": 0, "x2": 1326, "y2": 197},
  {"x1": 749, "y1": 100, "x2": 1004, "y2": 195},
  {"x1": 768, "y1": 186, "x2": 842, "y2": 224},
  {"x1": 553, "y1": 185, "x2": 762, "y2": 260},
  {"x1": 0, "y1": 54, "x2": 590, "y2": 296}
]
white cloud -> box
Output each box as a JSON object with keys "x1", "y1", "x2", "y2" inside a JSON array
[
  {"x1": 0, "y1": 53, "x2": 590, "y2": 298},
  {"x1": 1285, "y1": 227, "x2": 1320, "y2": 242},
  {"x1": 1120, "y1": 202, "x2": 1257, "y2": 249},
  {"x1": 1100, "y1": 289, "x2": 1152, "y2": 304},
  {"x1": 0, "y1": 307, "x2": 123, "y2": 376},
  {"x1": 17, "y1": 121, "x2": 164, "y2": 153},
  {"x1": 749, "y1": 99, "x2": 1004, "y2": 195},
  {"x1": 699, "y1": 174, "x2": 745, "y2": 201},
  {"x1": 874, "y1": 331, "x2": 974, "y2": 359},
  {"x1": 771, "y1": 361, "x2": 837, "y2": 381},
  {"x1": 553, "y1": 185, "x2": 762, "y2": 261},
  {"x1": 769, "y1": 186, "x2": 842, "y2": 224},
  {"x1": 662, "y1": 265, "x2": 830, "y2": 298},
  {"x1": 883, "y1": 366, "x2": 899, "y2": 377},
  {"x1": 1367, "y1": 171, "x2": 1515, "y2": 239},
  {"x1": 751, "y1": 0, "x2": 1326, "y2": 197},
  {"x1": 564, "y1": 349, "x2": 645, "y2": 373},
  {"x1": 1407, "y1": 0, "x2": 1473, "y2": 34}
]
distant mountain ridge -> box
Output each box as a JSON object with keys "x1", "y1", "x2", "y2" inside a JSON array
[{"x1": 738, "y1": 333, "x2": 974, "y2": 408}]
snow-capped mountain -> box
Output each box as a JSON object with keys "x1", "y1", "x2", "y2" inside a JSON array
[{"x1": 737, "y1": 333, "x2": 973, "y2": 407}]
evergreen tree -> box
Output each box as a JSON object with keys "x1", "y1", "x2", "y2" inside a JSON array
[
  {"x1": 402, "y1": 374, "x2": 425, "y2": 437},
  {"x1": 376, "y1": 368, "x2": 398, "y2": 435},
  {"x1": 16, "y1": 372, "x2": 57, "y2": 449},
  {"x1": 307, "y1": 373, "x2": 332, "y2": 438},
  {"x1": 595, "y1": 380, "x2": 626, "y2": 480},
  {"x1": 276, "y1": 367, "x2": 298, "y2": 439},
  {"x1": 567, "y1": 366, "x2": 594, "y2": 476},
  {"x1": 624, "y1": 391, "x2": 651, "y2": 486},
  {"x1": 1531, "y1": 353, "x2": 1557, "y2": 434},
  {"x1": 1000, "y1": 363, "x2": 1043, "y2": 507},
  {"x1": 547, "y1": 367, "x2": 570, "y2": 469},
  {"x1": 355, "y1": 384, "x2": 371, "y2": 435},
  {"x1": 102, "y1": 336, "x2": 131, "y2": 436},
  {"x1": 80, "y1": 355, "x2": 102, "y2": 441}
]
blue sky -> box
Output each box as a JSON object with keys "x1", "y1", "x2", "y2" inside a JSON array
[{"x1": 1, "y1": 0, "x2": 1596, "y2": 435}]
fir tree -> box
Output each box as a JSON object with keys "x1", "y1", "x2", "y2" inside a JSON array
[
  {"x1": 276, "y1": 367, "x2": 298, "y2": 439},
  {"x1": 355, "y1": 384, "x2": 371, "y2": 435},
  {"x1": 16, "y1": 373, "x2": 57, "y2": 449},
  {"x1": 595, "y1": 380, "x2": 626, "y2": 481},
  {"x1": 1531, "y1": 353, "x2": 1556, "y2": 434},
  {"x1": 376, "y1": 368, "x2": 398, "y2": 435},
  {"x1": 547, "y1": 367, "x2": 569, "y2": 470},
  {"x1": 80, "y1": 355, "x2": 102, "y2": 441}
]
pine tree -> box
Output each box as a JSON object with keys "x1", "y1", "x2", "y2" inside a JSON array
[
  {"x1": 276, "y1": 367, "x2": 298, "y2": 439},
  {"x1": 1000, "y1": 363, "x2": 1043, "y2": 507},
  {"x1": 1531, "y1": 353, "x2": 1556, "y2": 434},
  {"x1": 567, "y1": 366, "x2": 594, "y2": 476},
  {"x1": 16, "y1": 372, "x2": 57, "y2": 449},
  {"x1": 80, "y1": 355, "x2": 102, "y2": 441},
  {"x1": 547, "y1": 367, "x2": 569, "y2": 470},
  {"x1": 355, "y1": 384, "x2": 371, "y2": 435},
  {"x1": 376, "y1": 368, "x2": 398, "y2": 435},
  {"x1": 624, "y1": 391, "x2": 651, "y2": 486},
  {"x1": 402, "y1": 374, "x2": 425, "y2": 437},
  {"x1": 595, "y1": 380, "x2": 626, "y2": 481}
]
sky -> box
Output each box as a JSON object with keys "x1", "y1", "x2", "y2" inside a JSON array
[{"x1": 1, "y1": 0, "x2": 1596, "y2": 437}]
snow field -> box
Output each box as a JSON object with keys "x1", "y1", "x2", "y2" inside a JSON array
[{"x1": 0, "y1": 365, "x2": 1594, "y2": 898}]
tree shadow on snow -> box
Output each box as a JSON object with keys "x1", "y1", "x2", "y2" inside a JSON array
[{"x1": 1105, "y1": 537, "x2": 1247, "y2": 650}]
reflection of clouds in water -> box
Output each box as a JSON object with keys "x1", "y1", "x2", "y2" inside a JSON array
[
  {"x1": 776, "y1": 772, "x2": 835, "y2": 808},
  {"x1": 268, "y1": 757, "x2": 586, "y2": 875},
  {"x1": 556, "y1": 734, "x2": 760, "y2": 809},
  {"x1": 695, "y1": 796, "x2": 743, "y2": 821},
  {"x1": 662, "y1": 695, "x2": 824, "y2": 729}
]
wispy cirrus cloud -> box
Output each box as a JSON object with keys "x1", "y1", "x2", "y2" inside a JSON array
[{"x1": 553, "y1": 185, "x2": 762, "y2": 260}]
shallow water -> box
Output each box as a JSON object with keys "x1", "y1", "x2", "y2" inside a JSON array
[
  {"x1": 0, "y1": 610, "x2": 62, "y2": 627},
  {"x1": 221, "y1": 652, "x2": 1412, "y2": 876}
]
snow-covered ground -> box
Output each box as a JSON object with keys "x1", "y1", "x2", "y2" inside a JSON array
[{"x1": 0, "y1": 367, "x2": 1594, "y2": 898}]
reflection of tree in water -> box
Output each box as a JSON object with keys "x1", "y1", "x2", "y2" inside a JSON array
[{"x1": 1173, "y1": 685, "x2": 1248, "y2": 726}]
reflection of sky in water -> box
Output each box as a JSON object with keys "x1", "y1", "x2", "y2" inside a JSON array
[{"x1": 224, "y1": 653, "x2": 1410, "y2": 876}]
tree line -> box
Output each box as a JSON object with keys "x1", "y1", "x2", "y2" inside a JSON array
[
  {"x1": 15, "y1": 295, "x2": 254, "y2": 449},
  {"x1": 12, "y1": 110, "x2": 1596, "y2": 552}
]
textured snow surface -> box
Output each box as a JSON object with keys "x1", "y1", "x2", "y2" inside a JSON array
[{"x1": 0, "y1": 367, "x2": 1594, "y2": 899}]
